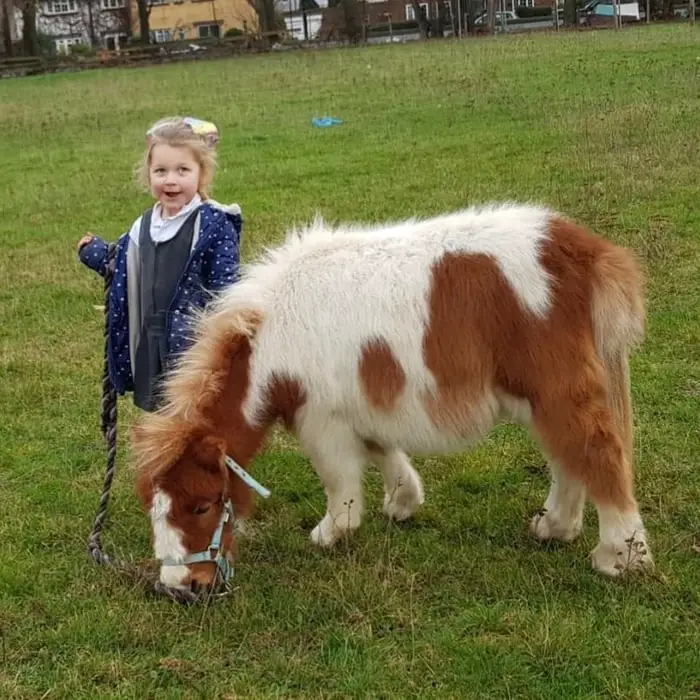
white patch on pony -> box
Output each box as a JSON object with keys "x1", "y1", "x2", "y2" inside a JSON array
[{"x1": 151, "y1": 489, "x2": 190, "y2": 589}]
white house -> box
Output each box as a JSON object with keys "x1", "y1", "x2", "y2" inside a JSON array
[
  {"x1": 22, "y1": 0, "x2": 130, "y2": 54},
  {"x1": 277, "y1": 0, "x2": 327, "y2": 41}
]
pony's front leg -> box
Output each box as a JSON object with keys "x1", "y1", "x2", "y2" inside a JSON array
[
  {"x1": 298, "y1": 416, "x2": 367, "y2": 548},
  {"x1": 367, "y1": 446, "x2": 424, "y2": 522}
]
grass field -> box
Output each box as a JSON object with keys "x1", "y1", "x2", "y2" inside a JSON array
[{"x1": 1, "y1": 23, "x2": 699, "y2": 699}]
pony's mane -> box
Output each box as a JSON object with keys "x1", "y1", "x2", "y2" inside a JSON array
[{"x1": 132, "y1": 303, "x2": 263, "y2": 482}]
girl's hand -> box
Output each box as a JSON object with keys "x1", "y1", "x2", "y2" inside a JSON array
[{"x1": 77, "y1": 233, "x2": 94, "y2": 252}]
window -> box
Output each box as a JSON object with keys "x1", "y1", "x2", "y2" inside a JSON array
[
  {"x1": 152, "y1": 29, "x2": 171, "y2": 43},
  {"x1": 197, "y1": 23, "x2": 220, "y2": 39},
  {"x1": 405, "y1": 3, "x2": 429, "y2": 20},
  {"x1": 104, "y1": 33, "x2": 128, "y2": 50},
  {"x1": 45, "y1": 0, "x2": 77, "y2": 15},
  {"x1": 516, "y1": 0, "x2": 534, "y2": 6},
  {"x1": 101, "y1": 0, "x2": 125, "y2": 8},
  {"x1": 55, "y1": 37, "x2": 81, "y2": 53}
]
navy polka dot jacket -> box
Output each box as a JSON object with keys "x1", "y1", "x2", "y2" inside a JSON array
[{"x1": 78, "y1": 202, "x2": 243, "y2": 395}]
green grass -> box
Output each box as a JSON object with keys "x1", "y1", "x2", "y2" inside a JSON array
[{"x1": 1, "y1": 24, "x2": 700, "y2": 699}]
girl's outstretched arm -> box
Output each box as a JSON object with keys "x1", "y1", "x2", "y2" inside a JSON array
[{"x1": 77, "y1": 233, "x2": 112, "y2": 278}]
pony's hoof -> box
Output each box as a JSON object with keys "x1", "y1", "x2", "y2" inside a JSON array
[
  {"x1": 383, "y1": 473, "x2": 424, "y2": 522},
  {"x1": 591, "y1": 534, "x2": 654, "y2": 577},
  {"x1": 310, "y1": 515, "x2": 340, "y2": 548},
  {"x1": 529, "y1": 509, "x2": 582, "y2": 543}
]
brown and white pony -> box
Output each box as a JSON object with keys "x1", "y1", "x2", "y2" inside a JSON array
[{"x1": 133, "y1": 202, "x2": 653, "y2": 591}]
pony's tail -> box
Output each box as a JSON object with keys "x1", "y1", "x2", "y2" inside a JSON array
[{"x1": 591, "y1": 246, "x2": 646, "y2": 467}]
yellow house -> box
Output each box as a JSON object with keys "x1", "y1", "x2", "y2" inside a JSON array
[{"x1": 130, "y1": 0, "x2": 258, "y2": 43}]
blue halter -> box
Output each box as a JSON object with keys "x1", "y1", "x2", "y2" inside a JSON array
[{"x1": 161, "y1": 456, "x2": 270, "y2": 585}]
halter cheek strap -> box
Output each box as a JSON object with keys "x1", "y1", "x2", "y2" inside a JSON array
[{"x1": 160, "y1": 456, "x2": 271, "y2": 584}]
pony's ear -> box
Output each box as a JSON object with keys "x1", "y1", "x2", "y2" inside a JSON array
[{"x1": 190, "y1": 435, "x2": 228, "y2": 475}]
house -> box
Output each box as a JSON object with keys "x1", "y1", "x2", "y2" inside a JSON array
[
  {"x1": 278, "y1": 0, "x2": 326, "y2": 41},
  {"x1": 1, "y1": 0, "x2": 20, "y2": 53},
  {"x1": 318, "y1": 0, "x2": 456, "y2": 41},
  {"x1": 317, "y1": 0, "x2": 561, "y2": 41},
  {"x1": 32, "y1": 0, "x2": 131, "y2": 53},
  {"x1": 132, "y1": 0, "x2": 257, "y2": 44}
]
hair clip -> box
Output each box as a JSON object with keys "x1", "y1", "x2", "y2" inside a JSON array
[
  {"x1": 183, "y1": 117, "x2": 220, "y2": 148},
  {"x1": 146, "y1": 116, "x2": 220, "y2": 149}
]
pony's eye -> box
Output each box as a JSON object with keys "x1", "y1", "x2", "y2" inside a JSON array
[{"x1": 193, "y1": 504, "x2": 211, "y2": 515}]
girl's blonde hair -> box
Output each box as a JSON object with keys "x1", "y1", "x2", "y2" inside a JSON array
[{"x1": 136, "y1": 116, "x2": 219, "y2": 199}]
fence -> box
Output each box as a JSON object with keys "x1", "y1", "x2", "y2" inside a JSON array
[{"x1": 1, "y1": 6, "x2": 696, "y2": 80}]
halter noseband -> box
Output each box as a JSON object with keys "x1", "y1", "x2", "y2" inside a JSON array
[{"x1": 160, "y1": 456, "x2": 270, "y2": 585}]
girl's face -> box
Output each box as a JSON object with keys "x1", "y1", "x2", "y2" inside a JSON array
[{"x1": 149, "y1": 144, "x2": 201, "y2": 217}]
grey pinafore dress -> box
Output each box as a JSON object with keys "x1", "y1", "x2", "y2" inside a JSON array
[{"x1": 132, "y1": 207, "x2": 199, "y2": 412}]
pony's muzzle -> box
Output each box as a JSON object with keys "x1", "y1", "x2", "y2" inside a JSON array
[{"x1": 189, "y1": 562, "x2": 224, "y2": 590}]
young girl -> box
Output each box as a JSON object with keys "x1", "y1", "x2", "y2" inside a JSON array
[{"x1": 77, "y1": 116, "x2": 243, "y2": 412}]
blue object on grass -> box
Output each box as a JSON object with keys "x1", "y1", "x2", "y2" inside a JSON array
[{"x1": 312, "y1": 117, "x2": 344, "y2": 128}]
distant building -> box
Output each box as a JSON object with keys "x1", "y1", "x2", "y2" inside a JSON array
[
  {"x1": 132, "y1": 0, "x2": 257, "y2": 44},
  {"x1": 32, "y1": 0, "x2": 131, "y2": 53}
]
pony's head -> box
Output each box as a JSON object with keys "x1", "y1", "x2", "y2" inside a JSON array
[
  {"x1": 132, "y1": 306, "x2": 267, "y2": 591},
  {"x1": 134, "y1": 422, "x2": 253, "y2": 591}
]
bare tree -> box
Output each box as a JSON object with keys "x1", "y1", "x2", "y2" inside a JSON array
[
  {"x1": 137, "y1": 0, "x2": 150, "y2": 44},
  {"x1": 21, "y1": 0, "x2": 40, "y2": 55},
  {"x1": 2, "y1": 0, "x2": 14, "y2": 55},
  {"x1": 410, "y1": 0, "x2": 429, "y2": 38},
  {"x1": 432, "y1": 0, "x2": 447, "y2": 37},
  {"x1": 246, "y1": 0, "x2": 285, "y2": 35},
  {"x1": 563, "y1": 0, "x2": 576, "y2": 25},
  {"x1": 485, "y1": 0, "x2": 495, "y2": 33},
  {"x1": 341, "y1": 0, "x2": 361, "y2": 42}
]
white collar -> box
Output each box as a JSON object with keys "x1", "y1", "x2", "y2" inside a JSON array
[{"x1": 152, "y1": 194, "x2": 202, "y2": 227}]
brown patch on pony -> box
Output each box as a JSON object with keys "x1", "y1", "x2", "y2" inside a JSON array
[
  {"x1": 263, "y1": 373, "x2": 307, "y2": 431},
  {"x1": 422, "y1": 216, "x2": 645, "y2": 513},
  {"x1": 358, "y1": 338, "x2": 406, "y2": 413},
  {"x1": 421, "y1": 253, "x2": 501, "y2": 436}
]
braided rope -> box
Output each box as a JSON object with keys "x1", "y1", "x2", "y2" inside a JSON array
[{"x1": 86, "y1": 243, "x2": 228, "y2": 606}]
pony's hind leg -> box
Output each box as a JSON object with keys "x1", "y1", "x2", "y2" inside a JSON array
[
  {"x1": 532, "y1": 364, "x2": 652, "y2": 577},
  {"x1": 298, "y1": 414, "x2": 367, "y2": 548},
  {"x1": 530, "y1": 459, "x2": 586, "y2": 543},
  {"x1": 365, "y1": 443, "x2": 425, "y2": 522}
]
